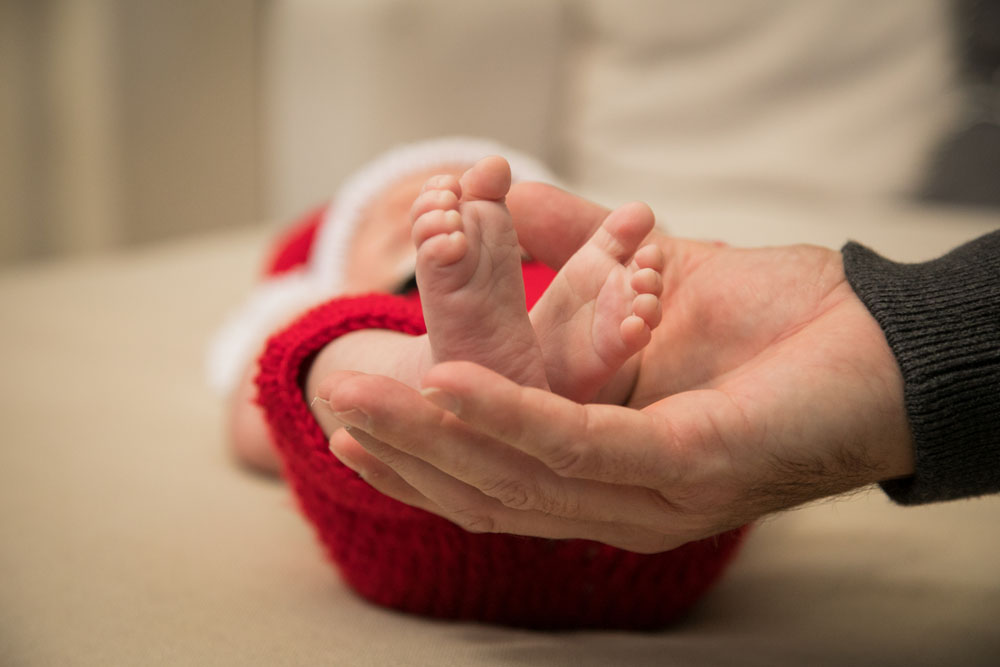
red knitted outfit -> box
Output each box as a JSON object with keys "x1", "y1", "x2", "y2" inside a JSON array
[{"x1": 255, "y1": 208, "x2": 748, "y2": 630}]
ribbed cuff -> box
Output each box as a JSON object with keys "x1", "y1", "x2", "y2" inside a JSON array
[
  {"x1": 256, "y1": 292, "x2": 426, "y2": 513},
  {"x1": 842, "y1": 231, "x2": 1000, "y2": 504}
]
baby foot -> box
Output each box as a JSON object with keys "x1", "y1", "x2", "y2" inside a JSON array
[
  {"x1": 529, "y1": 202, "x2": 664, "y2": 404},
  {"x1": 411, "y1": 156, "x2": 550, "y2": 389}
]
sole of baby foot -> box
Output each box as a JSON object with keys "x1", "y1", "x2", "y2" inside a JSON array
[
  {"x1": 411, "y1": 156, "x2": 549, "y2": 390},
  {"x1": 530, "y1": 201, "x2": 664, "y2": 404}
]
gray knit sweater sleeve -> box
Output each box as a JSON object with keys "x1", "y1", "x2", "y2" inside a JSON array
[{"x1": 841, "y1": 230, "x2": 1000, "y2": 504}]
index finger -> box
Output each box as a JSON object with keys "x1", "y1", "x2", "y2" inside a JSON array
[{"x1": 420, "y1": 361, "x2": 685, "y2": 487}]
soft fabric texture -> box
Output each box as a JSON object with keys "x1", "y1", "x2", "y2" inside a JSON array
[
  {"x1": 843, "y1": 230, "x2": 1000, "y2": 504},
  {"x1": 255, "y1": 230, "x2": 748, "y2": 629}
]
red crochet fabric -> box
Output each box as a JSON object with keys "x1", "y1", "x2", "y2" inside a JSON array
[
  {"x1": 255, "y1": 225, "x2": 748, "y2": 630},
  {"x1": 262, "y1": 204, "x2": 326, "y2": 277}
]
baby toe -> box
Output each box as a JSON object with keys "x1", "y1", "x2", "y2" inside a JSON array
[
  {"x1": 412, "y1": 209, "x2": 463, "y2": 247},
  {"x1": 410, "y1": 188, "x2": 460, "y2": 223},
  {"x1": 418, "y1": 230, "x2": 468, "y2": 268},
  {"x1": 593, "y1": 203, "x2": 656, "y2": 264},
  {"x1": 459, "y1": 156, "x2": 511, "y2": 202},
  {"x1": 631, "y1": 293, "x2": 662, "y2": 329},
  {"x1": 630, "y1": 267, "x2": 663, "y2": 296},
  {"x1": 619, "y1": 315, "x2": 652, "y2": 351},
  {"x1": 633, "y1": 244, "x2": 665, "y2": 272}
]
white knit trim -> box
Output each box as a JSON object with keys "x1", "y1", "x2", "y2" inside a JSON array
[
  {"x1": 312, "y1": 136, "x2": 558, "y2": 287},
  {"x1": 205, "y1": 137, "x2": 557, "y2": 395},
  {"x1": 205, "y1": 271, "x2": 342, "y2": 394}
]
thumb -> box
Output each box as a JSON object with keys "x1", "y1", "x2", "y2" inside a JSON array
[{"x1": 507, "y1": 182, "x2": 611, "y2": 269}]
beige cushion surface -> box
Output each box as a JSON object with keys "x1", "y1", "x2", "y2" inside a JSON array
[{"x1": 1, "y1": 201, "x2": 998, "y2": 666}]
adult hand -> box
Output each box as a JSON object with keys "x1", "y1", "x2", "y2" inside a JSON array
[{"x1": 315, "y1": 185, "x2": 916, "y2": 553}]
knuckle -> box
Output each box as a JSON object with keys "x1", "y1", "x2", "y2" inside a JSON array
[
  {"x1": 641, "y1": 485, "x2": 715, "y2": 540},
  {"x1": 645, "y1": 486, "x2": 684, "y2": 516},
  {"x1": 479, "y1": 475, "x2": 536, "y2": 511},
  {"x1": 538, "y1": 406, "x2": 602, "y2": 479},
  {"x1": 544, "y1": 441, "x2": 593, "y2": 479},
  {"x1": 448, "y1": 507, "x2": 498, "y2": 534},
  {"x1": 478, "y1": 474, "x2": 582, "y2": 520}
]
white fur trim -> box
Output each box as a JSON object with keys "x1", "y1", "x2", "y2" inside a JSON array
[
  {"x1": 206, "y1": 137, "x2": 557, "y2": 395},
  {"x1": 205, "y1": 270, "x2": 342, "y2": 394},
  {"x1": 311, "y1": 137, "x2": 558, "y2": 287}
]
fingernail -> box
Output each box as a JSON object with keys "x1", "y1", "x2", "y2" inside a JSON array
[
  {"x1": 329, "y1": 442, "x2": 367, "y2": 480},
  {"x1": 333, "y1": 408, "x2": 372, "y2": 432},
  {"x1": 310, "y1": 396, "x2": 353, "y2": 433},
  {"x1": 420, "y1": 387, "x2": 461, "y2": 415}
]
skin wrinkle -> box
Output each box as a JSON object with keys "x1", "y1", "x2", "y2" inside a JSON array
[
  {"x1": 447, "y1": 504, "x2": 497, "y2": 534},
  {"x1": 428, "y1": 377, "x2": 673, "y2": 534},
  {"x1": 714, "y1": 388, "x2": 760, "y2": 496},
  {"x1": 475, "y1": 456, "x2": 538, "y2": 511},
  {"x1": 425, "y1": 388, "x2": 584, "y2": 521},
  {"x1": 442, "y1": 455, "x2": 666, "y2": 547},
  {"x1": 543, "y1": 404, "x2": 591, "y2": 479},
  {"x1": 505, "y1": 375, "x2": 537, "y2": 450},
  {"x1": 673, "y1": 398, "x2": 746, "y2": 516},
  {"x1": 349, "y1": 420, "x2": 488, "y2": 527}
]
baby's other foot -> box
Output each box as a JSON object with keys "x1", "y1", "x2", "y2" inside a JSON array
[
  {"x1": 411, "y1": 156, "x2": 548, "y2": 389},
  {"x1": 529, "y1": 202, "x2": 664, "y2": 404}
]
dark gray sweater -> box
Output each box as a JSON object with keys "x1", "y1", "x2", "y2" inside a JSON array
[{"x1": 842, "y1": 230, "x2": 1000, "y2": 504}]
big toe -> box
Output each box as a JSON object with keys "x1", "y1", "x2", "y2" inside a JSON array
[
  {"x1": 459, "y1": 156, "x2": 511, "y2": 202},
  {"x1": 597, "y1": 202, "x2": 656, "y2": 263}
]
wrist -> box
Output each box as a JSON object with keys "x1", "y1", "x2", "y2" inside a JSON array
[{"x1": 847, "y1": 290, "x2": 916, "y2": 483}]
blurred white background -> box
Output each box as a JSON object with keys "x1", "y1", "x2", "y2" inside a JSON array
[{"x1": 1, "y1": 0, "x2": 995, "y2": 266}]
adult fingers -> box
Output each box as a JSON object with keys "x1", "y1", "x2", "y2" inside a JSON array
[
  {"x1": 421, "y1": 361, "x2": 755, "y2": 517},
  {"x1": 323, "y1": 370, "x2": 694, "y2": 535},
  {"x1": 335, "y1": 421, "x2": 684, "y2": 552},
  {"x1": 506, "y1": 182, "x2": 610, "y2": 269},
  {"x1": 327, "y1": 427, "x2": 441, "y2": 514},
  {"x1": 418, "y1": 361, "x2": 698, "y2": 490}
]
